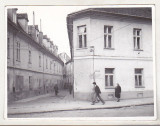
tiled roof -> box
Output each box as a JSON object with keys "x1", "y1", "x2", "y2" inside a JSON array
[
  {"x1": 35, "y1": 25, "x2": 39, "y2": 31},
  {"x1": 90, "y1": 8, "x2": 151, "y2": 18},
  {"x1": 17, "y1": 13, "x2": 29, "y2": 21},
  {"x1": 68, "y1": 8, "x2": 152, "y2": 19},
  {"x1": 43, "y1": 35, "x2": 48, "y2": 39}
]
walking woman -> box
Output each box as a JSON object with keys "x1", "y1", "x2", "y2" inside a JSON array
[{"x1": 115, "y1": 83, "x2": 121, "y2": 102}]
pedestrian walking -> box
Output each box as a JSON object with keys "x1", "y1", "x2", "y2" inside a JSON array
[
  {"x1": 69, "y1": 84, "x2": 73, "y2": 94},
  {"x1": 91, "y1": 82, "x2": 105, "y2": 105},
  {"x1": 91, "y1": 82, "x2": 97, "y2": 105},
  {"x1": 54, "y1": 84, "x2": 59, "y2": 96},
  {"x1": 115, "y1": 83, "x2": 121, "y2": 102}
]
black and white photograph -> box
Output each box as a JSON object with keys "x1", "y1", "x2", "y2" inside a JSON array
[{"x1": 6, "y1": 5, "x2": 156, "y2": 119}]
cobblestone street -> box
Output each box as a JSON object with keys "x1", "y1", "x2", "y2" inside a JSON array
[
  {"x1": 8, "y1": 105, "x2": 154, "y2": 118},
  {"x1": 8, "y1": 89, "x2": 154, "y2": 118}
]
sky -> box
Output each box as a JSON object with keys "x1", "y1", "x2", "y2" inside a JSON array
[{"x1": 8, "y1": 6, "x2": 89, "y2": 57}]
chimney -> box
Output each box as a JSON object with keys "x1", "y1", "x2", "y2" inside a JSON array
[
  {"x1": 42, "y1": 35, "x2": 48, "y2": 48},
  {"x1": 40, "y1": 19, "x2": 42, "y2": 32},
  {"x1": 28, "y1": 25, "x2": 39, "y2": 42},
  {"x1": 17, "y1": 13, "x2": 29, "y2": 33},
  {"x1": 7, "y1": 8, "x2": 18, "y2": 24},
  {"x1": 33, "y1": 11, "x2": 35, "y2": 27},
  {"x1": 39, "y1": 31, "x2": 43, "y2": 44},
  {"x1": 28, "y1": 11, "x2": 39, "y2": 43},
  {"x1": 54, "y1": 45, "x2": 58, "y2": 55}
]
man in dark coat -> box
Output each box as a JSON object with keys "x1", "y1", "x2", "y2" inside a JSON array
[
  {"x1": 92, "y1": 82, "x2": 105, "y2": 105},
  {"x1": 115, "y1": 83, "x2": 121, "y2": 102},
  {"x1": 69, "y1": 84, "x2": 73, "y2": 94},
  {"x1": 54, "y1": 84, "x2": 59, "y2": 96}
]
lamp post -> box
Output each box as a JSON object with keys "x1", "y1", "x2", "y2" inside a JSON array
[{"x1": 90, "y1": 46, "x2": 95, "y2": 82}]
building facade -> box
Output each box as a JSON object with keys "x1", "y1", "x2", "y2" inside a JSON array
[
  {"x1": 67, "y1": 8, "x2": 153, "y2": 101},
  {"x1": 7, "y1": 8, "x2": 64, "y2": 102},
  {"x1": 58, "y1": 53, "x2": 73, "y2": 89}
]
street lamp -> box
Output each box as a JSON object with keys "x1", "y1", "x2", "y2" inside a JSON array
[{"x1": 90, "y1": 46, "x2": 95, "y2": 82}]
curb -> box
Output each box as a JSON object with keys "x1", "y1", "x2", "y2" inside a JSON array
[{"x1": 8, "y1": 102, "x2": 154, "y2": 115}]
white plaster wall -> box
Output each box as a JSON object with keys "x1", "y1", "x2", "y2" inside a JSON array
[
  {"x1": 73, "y1": 16, "x2": 152, "y2": 58},
  {"x1": 90, "y1": 17, "x2": 152, "y2": 58},
  {"x1": 74, "y1": 58, "x2": 93, "y2": 93},
  {"x1": 74, "y1": 58, "x2": 153, "y2": 93},
  {"x1": 73, "y1": 15, "x2": 153, "y2": 95}
]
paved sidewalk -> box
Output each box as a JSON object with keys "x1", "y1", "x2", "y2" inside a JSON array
[{"x1": 8, "y1": 90, "x2": 154, "y2": 115}]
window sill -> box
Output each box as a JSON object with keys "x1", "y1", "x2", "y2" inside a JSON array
[
  {"x1": 135, "y1": 86, "x2": 145, "y2": 88},
  {"x1": 105, "y1": 87, "x2": 115, "y2": 89},
  {"x1": 76, "y1": 47, "x2": 88, "y2": 50},
  {"x1": 104, "y1": 48, "x2": 115, "y2": 50},
  {"x1": 16, "y1": 60, "x2": 21, "y2": 62},
  {"x1": 134, "y1": 49, "x2": 143, "y2": 51}
]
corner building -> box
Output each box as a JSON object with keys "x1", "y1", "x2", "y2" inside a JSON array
[{"x1": 67, "y1": 8, "x2": 153, "y2": 100}]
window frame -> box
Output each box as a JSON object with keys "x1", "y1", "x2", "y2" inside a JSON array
[
  {"x1": 7, "y1": 37, "x2": 10, "y2": 59},
  {"x1": 77, "y1": 25, "x2": 87, "y2": 49},
  {"x1": 133, "y1": 28, "x2": 143, "y2": 51},
  {"x1": 105, "y1": 68, "x2": 115, "y2": 88},
  {"x1": 50, "y1": 61, "x2": 52, "y2": 70},
  {"x1": 28, "y1": 50, "x2": 32, "y2": 64},
  {"x1": 104, "y1": 25, "x2": 114, "y2": 49},
  {"x1": 39, "y1": 55, "x2": 41, "y2": 67},
  {"x1": 46, "y1": 59, "x2": 48, "y2": 69},
  {"x1": 29, "y1": 76, "x2": 32, "y2": 90},
  {"x1": 16, "y1": 41, "x2": 20, "y2": 61},
  {"x1": 135, "y1": 68, "x2": 144, "y2": 88}
]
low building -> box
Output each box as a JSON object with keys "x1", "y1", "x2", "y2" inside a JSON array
[
  {"x1": 7, "y1": 8, "x2": 64, "y2": 102},
  {"x1": 67, "y1": 8, "x2": 153, "y2": 100}
]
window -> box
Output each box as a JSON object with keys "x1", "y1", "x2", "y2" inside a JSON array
[
  {"x1": 133, "y1": 28, "x2": 142, "y2": 50},
  {"x1": 39, "y1": 79, "x2": 41, "y2": 88},
  {"x1": 46, "y1": 59, "x2": 48, "y2": 69},
  {"x1": 7, "y1": 74, "x2": 10, "y2": 91},
  {"x1": 28, "y1": 50, "x2": 31, "y2": 64},
  {"x1": 15, "y1": 75, "x2": 23, "y2": 91},
  {"x1": 50, "y1": 61, "x2": 52, "y2": 70},
  {"x1": 105, "y1": 68, "x2": 114, "y2": 87},
  {"x1": 16, "y1": 42, "x2": 20, "y2": 61},
  {"x1": 104, "y1": 26, "x2": 113, "y2": 48},
  {"x1": 39, "y1": 55, "x2": 41, "y2": 67},
  {"x1": 54, "y1": 62, "x2": 56, "y2": 73},
  {"x1": 7, "y1": 38, "x2": 10, "y2": 58},
  {"x1": 135, "y1": 68, "x2": 143, "y2": 87},
  {"x1": 78, "y1": 25, "x2": 87, "y2": 48},
  {"x1": 29, "y1": 76, "x2": 32, "y2": 90}
]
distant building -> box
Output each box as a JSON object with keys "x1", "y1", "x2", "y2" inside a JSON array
[
  {"x1": 65, "y1": 60, "x2": 74, "y2": 91},
  {"x1": 58, "y1": 53, "x2": 73, "y2": 89},
  {"x1": 58, "y1": 52, "x2": 70, "y2": 63},
  {"x1": 67, "y1": 8, "x2": 153, "y2": 100},
  {"x1": 7, "y1": 8, "x2": 64, "y2": 102}
]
